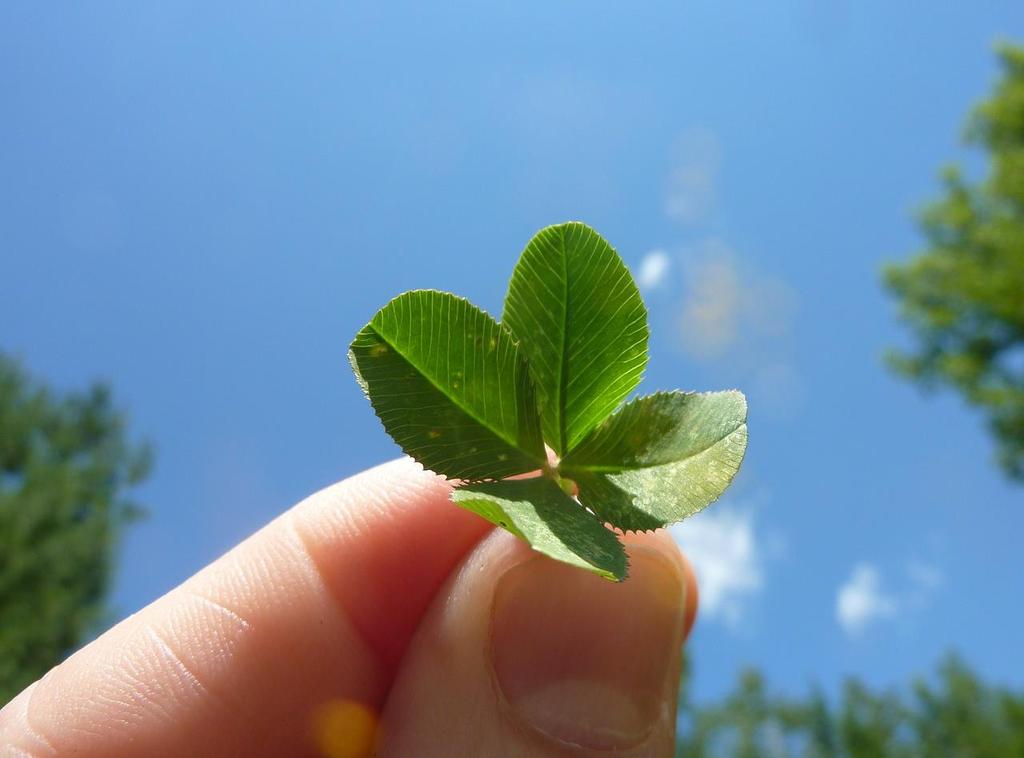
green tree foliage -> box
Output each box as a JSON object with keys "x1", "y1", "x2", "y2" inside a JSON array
[
  {"x1": 885, "y1": 43, "x2": 1024, "y2": 480},
  {"x1": 0, "y1": 354, "x2": 150, "y2": 704},
  {"x1": 677, "y1": 655, "x2": 1024, "y2": 756}
]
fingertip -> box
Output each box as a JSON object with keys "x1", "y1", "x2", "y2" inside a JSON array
[
  {"x1": 2, "y1": 458, "x2": 497, "y2": 757},
  {"x1": 288, "y1": 456, "x2": 492, "y2": 672},
  {"x1": 621, "y1": 529, "x2": 698, "y2": 641},
  {"x1": 379, "y1": 530, "x2": 687, "y2": 755},
  {"x1": 680, "y1": 550, "x2": 699, "y2": 641}
]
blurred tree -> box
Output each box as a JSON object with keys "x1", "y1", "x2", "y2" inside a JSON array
[
  {"x1": 910, "y1": 656, "x2": 1024, "y2": 757},
  {"x1": 835, "y1": 680, "x2": 908, "y2": 758},
  {"x1": 884, "y1": 43, "x2": 1024, "y2": 481},
  {"x1": 676, "y1": 654, "x2": 1024, "y2": 756},
  {"x1": 0, "y1": 353, "x2": 150, "y2": 705}
]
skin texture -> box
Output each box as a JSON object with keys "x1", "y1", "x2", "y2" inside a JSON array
[{"x1": 0, "y1": 458, "x2": 698, "y2": 757}]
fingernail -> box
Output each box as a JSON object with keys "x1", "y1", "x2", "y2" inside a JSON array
[{"x1": 490, "y1": 548, "x2": 685, "y2": 751}]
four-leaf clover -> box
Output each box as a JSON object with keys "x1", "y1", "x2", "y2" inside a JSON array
[{"x1": 349, "y1": 222, "x2": 748, "y2": 580}]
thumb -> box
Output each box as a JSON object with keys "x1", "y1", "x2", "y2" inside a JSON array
[{"x1": 378, "y1": 528, "x2": 696, "y2": 756}]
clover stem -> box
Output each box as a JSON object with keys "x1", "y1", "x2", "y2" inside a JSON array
[
  {"x1": 540, "y1": 460, "x2": 559, "y2": 480},
  {"x1": 557, "y1": 475, "x2": 578, "y2": 497},
  {"x1": 540, "y1": 460, "x2": 578, "y2": 498}
]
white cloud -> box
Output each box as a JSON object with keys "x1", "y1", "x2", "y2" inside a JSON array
[
  {"x1": 907, "y1": 560, "x2": 944, "y2": 592},
  {"x1": 665, "y1": 128, "x2": 720, "y2": 225},
  {"x1": 906, "y1": 560, "x2": 944, "y2": 611},
  {"x1": 677, "y1": 243, "x2": 742, "y2": 360},
  {"x1": 836, "y1": 563, "x2": 898, "y2": 636},
  {"x1": 655, "y1": 134, "x2": 804, "y2": 419},
  {"x1": 635, "y1": 249, "x2": 671, "y2": 290},
  {"x1": 836, "y1": 560, "x2": 946, "y2": 638},
  {"x1": 676, "y1": 240, "x2": 799, "y2": 363},
  {"x1": 670, "y1": 507, "x2": 764, "y2": 628}
]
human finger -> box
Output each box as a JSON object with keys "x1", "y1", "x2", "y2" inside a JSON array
[
  {"x1": 377, "y1": 529, "x2": 695, "y2": 756},
  {"x1": 0, "y1": 458, "x2": 489, "y2": 758}
]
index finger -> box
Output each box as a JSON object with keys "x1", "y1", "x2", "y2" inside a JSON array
[{"x1": 0, "y1": 458, "x2": 490, "y2": 758}]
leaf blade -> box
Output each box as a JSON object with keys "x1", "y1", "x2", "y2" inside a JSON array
[
  {"x1": 563, "y1": 391, "x2": 748, "y2": 531},
  {"x1": 349, "y1": 290, "x2": 545, "y2": 481},
  {"x1": 451, "y1": 477, "x2": 628, "y2": 581},
  {"x1": 502, "y1": 222, "x2": 649, "y2": 456}
]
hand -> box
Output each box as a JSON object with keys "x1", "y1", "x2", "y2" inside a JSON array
[{"x1": 0, "y1": 459, "x2": 697, "y2": 757}]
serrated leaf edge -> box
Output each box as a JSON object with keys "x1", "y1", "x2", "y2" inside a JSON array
[
  {"x1": 449, "y1": 484, "x2": 631, "y2": 582},
  {"x1": 349, "y1": 289, "x2": 547, "y2": 476},
  {"x1": 561, "y1": 388, "x2": 748, "y2": 474}
]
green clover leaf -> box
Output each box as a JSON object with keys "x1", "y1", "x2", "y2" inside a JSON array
[
  {"x1": 502, "y1": 222, "x2": 649, "y2": 456},
  {"x1": 349, "y1": 221, "x2": 748, "y2": 581}
]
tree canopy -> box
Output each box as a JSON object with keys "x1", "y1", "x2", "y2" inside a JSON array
[
  {"x1": 0, "y1": 353, "x2": 150, "y2": 704},
  {"x1": 677, "y1": 654, "x2": 1024, "y2": 757},
  {"x1": 885, "y1": 43, "x2": 1024, "y2": 481}
]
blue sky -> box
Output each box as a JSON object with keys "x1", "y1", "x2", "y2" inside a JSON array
[{"x1": 2, "y1": 2, "x2": 1022, "y2": 703}]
